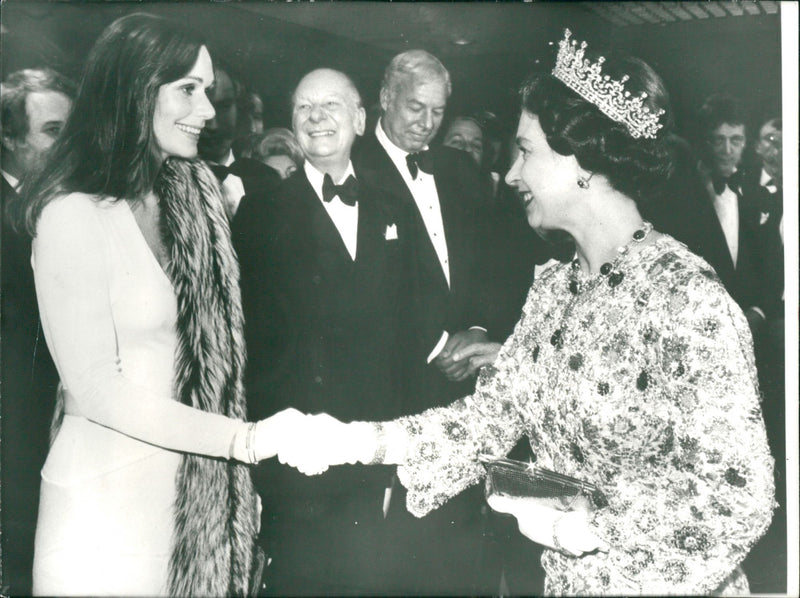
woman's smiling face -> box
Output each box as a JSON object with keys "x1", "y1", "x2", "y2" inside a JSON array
[
  {"x1": 505, "y1": 111, "x2": 579, "y2": 231},
  {"x1": 152, "y1": 45, "x2": 216, "y2": 162}
]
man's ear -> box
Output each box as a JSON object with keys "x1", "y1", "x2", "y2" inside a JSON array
[
  {"x1": 355, "y1": 107, "x2": 366, "y2": 137},
  {"x1": 379, "y1": 87, "x2": 390, "y2": 113},
  {"x1": 1, "y1": 132, "x2": 18, "y2": 153}
]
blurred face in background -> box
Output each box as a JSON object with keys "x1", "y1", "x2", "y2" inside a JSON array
[
  {"x1": 380, "y1": 73, "x2": 447, "y2": 153},
  {"x1": 5, "y1": 90, "x2": 72, "y2": 180},
  {"x1": 755, "y1": 120, "x2": 781, "y2": 181},
  {"x1": 442, "y1": 117, "x2": 484, "y2": 166},
  {"x1": 198, "y1": 68, "x2": 238, "y2": 162},
  {"x1": 265, "y1": 154, "x2": 298, "y2": 179},
  {"x1": 707, "y1": 122, "x2": 746, "y2": 178}
]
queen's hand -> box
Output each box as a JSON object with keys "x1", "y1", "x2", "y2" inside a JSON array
[{"x1": 487, "y1": 494, "x2": 610, "y2": 557}]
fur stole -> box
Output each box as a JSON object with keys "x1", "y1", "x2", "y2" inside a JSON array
[{"x1": 155, "y1": 158, "x2": 258, "y2": 597}]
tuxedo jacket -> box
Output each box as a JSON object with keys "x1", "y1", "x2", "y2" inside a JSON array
[
  {"x1": 232, "y1": 168, "x2": 410, "y2": 501},
  {"x1": 1, "y1": 176, "x2": 59, "y2": 594},
  {"x1": 353, "y1": 131, "x2": 496, "y2": 410},
  {"x1": 645, "y1": 151, "x2": 765, "y2": 314},
  {"x1": 227, "y1": 156, "x2": 282, "y2": 198},
  {"x1": 740, "y1": 170, "x2": 784, "y2": 319}
]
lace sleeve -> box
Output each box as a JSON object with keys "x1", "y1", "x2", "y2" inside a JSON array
[{"x1": 396, "y1": 333, "x2": 532, "y2": 517}]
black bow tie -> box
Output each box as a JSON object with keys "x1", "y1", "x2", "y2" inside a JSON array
[
  {"x1": 322, "y1": 173, "x2": 358, "y2": 206},
  {"x1": 406, "y1": 151, "x2": 434, "y2": 179},
  {"x1": 210, "y1": 162, "x2": 236, "y2": 181},
  {"x1": 711, "y1": 170, "x2": 741, "y2": 195}
]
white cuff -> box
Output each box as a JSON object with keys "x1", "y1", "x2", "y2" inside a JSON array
[{"x1": 427, "y1": 331, "x2": 450, "y2": 363}]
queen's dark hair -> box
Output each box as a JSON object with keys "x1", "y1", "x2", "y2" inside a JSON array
[
  {"x1": 24, "y1": 13, "x2": 206, "y2": 235},
  {"x1": 519, "y1": 54, "x2": 674, "y2": 207}
]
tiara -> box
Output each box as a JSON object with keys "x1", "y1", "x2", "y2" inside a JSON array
[{"x1": 551, "y1": 29, "x2": 664, "y2": 139}]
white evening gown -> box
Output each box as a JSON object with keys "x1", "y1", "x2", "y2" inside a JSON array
[{"x1": 31, "y1": 193, "x2": 241, "y2": 596}]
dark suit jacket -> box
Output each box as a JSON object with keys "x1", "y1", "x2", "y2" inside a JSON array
[
  {"x1": 228, "y1": 156, "x2": 282, "y2": 199},
  {"x1": 232, "y1": 169, "x2": 411, "y2": 593},
  {"x1": 353, "y1": 131, "x2": 497, "y2": 411},
  {"x1": 741, "y1": 170, "x2": 784, "y2": 320},
  {"x1": 645, "y1": 144, "x2": 766, "y2": 314},
  {"x1": 1, "y1": 176, "x2": 59, "y2": 595}
]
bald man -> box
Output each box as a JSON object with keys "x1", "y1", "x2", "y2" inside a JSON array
[{"x1": 233, "y1": 69, "x2": 411, "y2": 595}]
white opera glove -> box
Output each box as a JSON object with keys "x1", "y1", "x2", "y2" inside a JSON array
[
  {"x1": 487, "y1": 494, "x2": 610, "y2": 557},
  {"x1": 229, "y1": 407, "x2": 307, "y2": 464},
  {"x1": 277, "y1": 414, "x2": 381, "y2": 476}
]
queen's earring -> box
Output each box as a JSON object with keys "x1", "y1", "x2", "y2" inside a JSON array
[{"x1": 577, "y1": 173, "x2": 593, "y2": 189}]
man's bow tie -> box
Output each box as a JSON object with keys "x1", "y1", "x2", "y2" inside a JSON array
[
  {"x1": 711, "y1": 170, "x2": 742, "y2": 195},
  {"x1": 322, "y1": 173, "x2": 359, "y2": 206},
  {"x1": 406, "y1": 150, "x2": 434, "y2": 179},
  {"x1": 210, "y1": 162, "x2": 236, "y2": 181}
]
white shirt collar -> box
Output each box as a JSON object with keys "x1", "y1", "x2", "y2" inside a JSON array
[
  {"x1": 304, "y1": 160, "x2": 356, "y2": 202},
  {"x1": 221, "y1": 150, "x2": 236, "y2": 168},
  {"x1": 759, "y1": 168, "x2": 779, "y2": 189},
  {"x1": 2, "y1": 169, "x2": 20, "y2": 190},
  {"x1": 376, "y1": 119, "x2": 433, "y2": 181}
]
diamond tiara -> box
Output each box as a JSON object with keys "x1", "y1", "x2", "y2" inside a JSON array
[{"x1": 551, "y1": 29, "x2": 664, "y2": 140}]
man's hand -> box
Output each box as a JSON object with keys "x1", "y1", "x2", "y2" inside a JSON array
[
  {"x1": 452, "y1": 342, "x2": 502, "y2": 378},
  {"x1": 434, "y1": 328, "x2": 489, "y2": 381}
]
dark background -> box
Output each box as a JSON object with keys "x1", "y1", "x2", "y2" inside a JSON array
[{"x1": 1, "y1": 0, "x2": 782, "y2": 147}]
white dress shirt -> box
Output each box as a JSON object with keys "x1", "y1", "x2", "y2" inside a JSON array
[
  {"x1": 713, "y1": 182, "x2": 739, "y2": 268},
  {"x1": 376, "y1": 120, "x2": 450, "y2": 287},
  {"x1": 305, "y1": 161, "x2": 359, "y2": 261},
  {"x1": 2, "y1": 169, "x2": 20, "y2": 191},
  {"x1": 375, "y1": 121, "x2": 488, "y2": 363},
  {"x1": 216, "y1": 150, "x2": 246, "y2": 218}
]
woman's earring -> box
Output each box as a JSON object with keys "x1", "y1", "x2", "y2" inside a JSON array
[{"x1": 577, "y1": 174, "x2": 593, "y2": 189}]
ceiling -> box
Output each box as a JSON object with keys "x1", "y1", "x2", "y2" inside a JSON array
[
  {"x1": 0, "y1": 1, "x2": 784, "y2": 136},
  {"x1": 583, "y1": 0, "x2": 779, "y2": 27}
]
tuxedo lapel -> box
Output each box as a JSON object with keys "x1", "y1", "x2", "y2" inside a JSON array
[
  {"x1": 356, "y1": 133, "x2": 448, "y2": 291},
  {"x1": 296, "y1": 173, "x2": 355, "y2": 267}
]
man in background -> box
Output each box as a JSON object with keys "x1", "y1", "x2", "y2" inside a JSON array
[
  {"x1": 234, "y1": 68, "x2": 410, "y2": 595},
  {"x1": 198, "y1": 64, "x2": 278, "y2": 217},
  {"x1": 1, "y1": 67, "x2": 74, "y2": 596},
  {"x1": 353, "y1": 49, "x2": 503, "y2": 596}
]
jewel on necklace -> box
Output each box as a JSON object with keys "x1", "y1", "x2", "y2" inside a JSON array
[{"x1": 608, "y1": 271, "x2": 625, "y2": 288}]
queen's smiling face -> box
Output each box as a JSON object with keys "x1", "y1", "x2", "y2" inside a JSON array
[
  {"x1": 152, "y1": 45, "x2": 216, "y2": 162},
  {"x1": 505, "y1": 111, "x2": 579, "y2": 231}
]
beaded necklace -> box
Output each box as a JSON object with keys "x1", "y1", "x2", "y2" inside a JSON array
[{"x1": 550, "y1": 221, "x2": 653, "y2": 350}]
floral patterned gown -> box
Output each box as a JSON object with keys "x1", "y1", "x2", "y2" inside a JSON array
[{"x1": 394, "y1": 234, "x2": 775, "y2": 596}]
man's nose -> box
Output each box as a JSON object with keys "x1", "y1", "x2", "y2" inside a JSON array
[{"x1": 309, "y1": 105, "x2": 325, "y2": 122}]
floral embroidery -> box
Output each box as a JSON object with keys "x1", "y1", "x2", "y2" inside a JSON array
[{"x1": 395, "y1": 236, "x2": 774, "y2": 595}]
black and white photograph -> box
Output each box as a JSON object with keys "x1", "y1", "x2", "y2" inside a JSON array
[{"x1": 1, "y1": 1, "x2": 797, "y2": 596}]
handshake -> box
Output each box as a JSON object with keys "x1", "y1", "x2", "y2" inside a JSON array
[{"x1": 233, "y1": 409, "x2": 384, "y2": 475}]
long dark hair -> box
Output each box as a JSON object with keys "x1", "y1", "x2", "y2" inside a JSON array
[{"x1": 24, "y1": 13, "x2": 205, "y2": 235}]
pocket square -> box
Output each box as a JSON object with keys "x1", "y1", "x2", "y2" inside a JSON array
[
  {"x1": 759, "y1": 212, "x2": 770, "y2": 225},
  {"x1": 384, "y1": 223, "x2": 398, "y2": 240}
]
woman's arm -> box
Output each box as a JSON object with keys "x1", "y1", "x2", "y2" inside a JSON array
[{"x1": 33, "y1": 194, "x2": 296, "y2": 461}]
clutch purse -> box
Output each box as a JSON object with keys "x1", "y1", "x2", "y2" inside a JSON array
[{"x1": 480, "y1": 455, "x2": 608, "y2": 512}]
